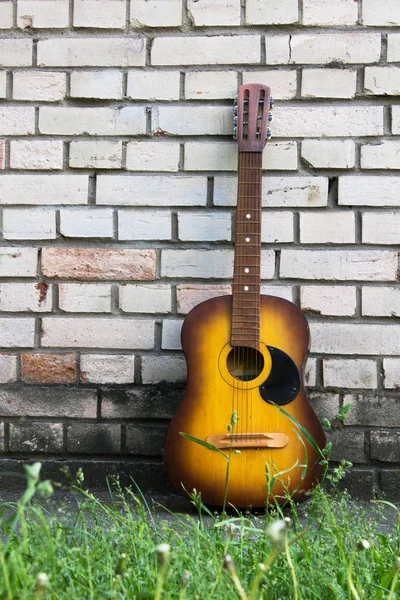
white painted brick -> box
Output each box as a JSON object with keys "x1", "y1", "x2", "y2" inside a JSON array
[
  {"x1": 260, "y1": 285, "x2": 294, "y2": 302},
  {"x1": 0, "y1": 248, "x2": 38, "y2": 277},
  {"x1": 262, "y1": 212, "x2": 293, "y2": 242},
  {"x1": 0, "y1": 174, "x2": 88, "y2": 205},
  {"x1": 0, "y1": 355, "x2": 17, "y2": 383},
  {"x1": 265, "y1": 36, "x2": 290, "y2": 65},
  {"x1": 185, "y1": 71, "x2": 237, "y2": 100},
  {"x1": 3, "y1": 208, "x2": 56, "y2": 240},
  {"x1": 305, "y1": 359, "x2": 317, "y2": 387},
  {"x1": 363, "y1": 212, "x2": 400, "y2": 245},
  {"x1": 263, "y1": 142, "x2": 298, "y2": 171},
  {"x1": 178, "y1": 212, "x2": 231, "y2": 241},
  {"x1": 289, "y1": 33, "x2": 381, "y2": 64},
  {"x1": 74, "y1": 0, "x2": 126, "y2": 28},
  {"x1": 246, "y1": 0, "x2": 298, "y2": 24},
  {"x1": 323, "y1": 359, "x2": 377, "y2": 389},
  {"x1": 118, "y1": 210, "x2": 171, "y2": 240},
  {"x1": 301, "y1": 69, "x2": 356, "y2": 99},
  {"x1": 120, "y1": 284, "x2": 171, "y2": 313},
  {"x1": 302, "y1": 140, "x2": 355, "y2": 169},
  {"x1": 0, "y1": 71, "x2": 6, "y2": 98},
  {"x1": 383, "y1": 359, "x2": 400, "y2": 389},
  {"x1": 363, "y1": 0, "x2": 400, "y2": 26},
  {"x1": 0, "y1": 2, "x2": 13, "y2": 28},
  {"x1": 390, "y1": 106, "x2": 400, "y2": 135},
  {"x1": 365, "y1": 67, "x2": 400, "y2": 96},
  {"x1": 281, "y1": 250, "x2": 397, "y2": 281},
  {"x1": 142, "y1": 355, "x2": 186, "y2": 383},
  {"x1": 303, "y1": 0, "x2": 357, "y2": 25},
  {"x1": 0, "y1": 319, "x2": 35, "y2": 348},
  {"x1": 70, "y1": 141, "x2": 122, "y2": 169},
  {"x1": 362, "y1": 286, "x2": 400, "y2": 317},
  {"x1": 162, "y1": 249, "x2": 275, "y2": 279},
  {"x1": 13, "y1": 71, "x2": 66, "y2": 101},
  {"x1": 300, "y1": 212, "x2": 355, "y2": 244},
  {"x1": 70, "y1": 70, "x2": 123, "y2": 99},
  {"x1": 10, "y1": 141, "x2": 63, "y2": 170},
  {"x1": 310, "y1": 322, "x2": 400, "y2": 356},
  {"x1": 81, "y1": 354, "x2": 135, "y2": 384},
  {"x1": 60, "y1": 209, "x2": 114, "y2": 238},
  {"x1": 153, "y1": 105, "x2": 232, "y2": 136},
  {"x1": 40, "y1": 107, "x2": 145, "y2": 135},
  {"x1": 273, "y1": 105, "x2": 383, "y2": 138},
  {"x1": 59, "y1": 284, "x2": 112, "y2": 313},
  {"x1": 0, "y1": 40, "x2": 32, "y2": 67},
  {"x1": 130, "y1": 0, "x2": 182, "y2": 27},
  {"x1": 42, "y1": 318, "x2": 154, "y2": 349},
  {"x1": 162, "y1": 319, "x2": 184, "y2": 350},
  {"x1": 242, "y1": 70, "x2": 297, "y2": 100},
  {"x1": 37, "y1": 38, "x2": 145, "y2": 67},
  {"x1": 362, "y1": 142, "x2": 400, "y2": 170},
  {"x1": 97, "y1": 175, "x2": 206, "y2": 206},
  {"x1": 188, "y1": 0, "x2": 240, "y2": 25},
  {"x1": 0, "y1": 282, "x2": 52, "y2": 312},
  {"x1": 177, "y1": 284, "x2": 232, "y2": 314},
  {"x1": 301, "y1": 285, "x2": 357, "y2": 316},
  {"x1": 340, "y1": 176, "x2": 400, "y2": 207},
  {"x1": 127, "y1": 71, "x2": 180, "y2": 100},
  {"x1": 388, "y1": 34, "x2": 400, "y2": 61},
  {"x1": 18, "y1": 0, "x2": 69, "y2": 28},
  {"x1": 152, "y1": 35, "x2": 261, "y2": 66},
  {"x1": 0, "y1": 107, "x2": 35, "y2": 135},
  {"x1": 214, "y1": 176, "x2": 328, "y2": 207},
  {"x1": 126, "y1": 142, "x2": 179, "y2": 172}
]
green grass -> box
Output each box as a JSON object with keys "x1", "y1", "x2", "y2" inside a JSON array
[{"x1": 0, "y1": 462, "x2": 399, "y2": 600}]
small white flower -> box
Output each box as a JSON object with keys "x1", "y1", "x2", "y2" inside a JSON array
[
  {"x1": 357, "y1": 540, "x2": 370, "y2": 551},
  {"x1": 266, "y1": 519, "x2": 288, "y2": 545},
  {"x1": 156, "y1": 543, "x2": 170, "y2": 566},
  {"x1": 36, "y1": 573, "x2": 49, "y2": 593}
]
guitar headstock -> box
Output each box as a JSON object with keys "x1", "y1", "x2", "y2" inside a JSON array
[{"x1": 233, "y1": 84, "x2": 273, "y2": 152}]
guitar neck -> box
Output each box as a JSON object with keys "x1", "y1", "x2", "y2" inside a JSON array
[{"x1": 231, "y1": 151, "x2": 262, "y2": 349}]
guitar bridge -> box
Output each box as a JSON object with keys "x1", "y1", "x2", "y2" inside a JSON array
[{"x1": 206, "y1": 433, "x2": 288, "y2": 449}]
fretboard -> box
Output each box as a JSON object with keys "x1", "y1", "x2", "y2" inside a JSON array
[{"x1": 231, "y1": 152, "x2": 262, "y2": 350}]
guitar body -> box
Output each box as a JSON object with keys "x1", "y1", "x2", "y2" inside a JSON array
[{"x1": 164, "y1": 294, "x2": 326, "y2": 508}]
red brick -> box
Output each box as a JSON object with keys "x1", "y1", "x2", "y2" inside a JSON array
[
  {"x1": 0, "y1": 140, "x2": 4, "y2": 169},
  {"x1": 42, "y1": 247, "x2": 156, "y2": 280},
  {"x1": 21, "y1": 353, "x2": 76, "y2": 384}
]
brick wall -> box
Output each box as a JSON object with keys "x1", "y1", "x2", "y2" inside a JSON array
[{"x1": 0, "y1": 0, "x2": 399, "y2": 498}]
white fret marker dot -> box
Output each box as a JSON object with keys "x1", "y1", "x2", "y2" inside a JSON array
[
  {"x1": 245, "y1": 237, "x2": 250, "y2": 242},
  {"x1": 244, "y1": 268, "x2": 249, "y2": 273},
  {"x1": 244, "y1": 286, "x2": 249, "y2": 291},
  {"x1": 246, "y1": 214, "x2": 251, "y2": 219}
]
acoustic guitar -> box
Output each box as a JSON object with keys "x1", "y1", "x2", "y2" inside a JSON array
[{"x1": 164, "y1": 84, "x2": 326, "y2": 508}]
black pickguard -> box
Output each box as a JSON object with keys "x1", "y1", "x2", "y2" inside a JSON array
[{"x1": 259, "y1": 346, "x2": 300, "y2": 406}]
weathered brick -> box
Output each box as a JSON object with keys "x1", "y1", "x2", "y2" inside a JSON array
[
  {"x1": 303, "y1": 0, "x2": 357, "y2": 25},
  {"x1": 126, "y1": 142, "x2": 180, "y2": 172},
  {"x1": 10, "y1": 140, "x2": 63, "y2": 170},
  {"x1": 383, "y1": 359, "x2": 400, "y2": 389},
  {"x1": 0, "y1": 40, "x2": 32, "y2": 67},
  {"x1": 69, "y1": 141, "x2": 122, "y2": 169},
  {"x1": 0, "y1": 174, "x2": 88, "y2": 205},
  {"x1": 323, "y1": 359, "x2": 377, "y2": 389},
  {"x1": 3, "y1": 208, "x2": 56, "y2": 240},
  {"x1": 380, "y1": 470, "x2": 400, "y2": 501},
  {"x1": 0, "y1": 107, "x2": 35, "y2": 135},
  {"x1": 340, "y1": 176, "x2": 400, "y2": 206},
  {"x1": 302, "y1": 140, "x2": 355, "y2": 169},
  {"x1": 214, "y1": 176, "x2": 328, "y2": 207},
  {"x1": 188, "y1": 0, "x2": 240, "y2": 25},
  {"x1": 300, "y1": 212, "x2": 355, "y2": 244},
  {"x1": 362, "y1": 286, "x2": 400, "y2": 317},
  {"x1": 13, "y1": 71, "x2": 66, "y2": 101},
  {"x1": 0, "y1": 355, "x2": 17, "y2": 383},
  {"x1": 21, "y1": 353, "x2": 76, "y2": 384},
  {"x1": 97, "y1": 175, "x2": 207, "y2": 206},
  {"x1": 391, "y1": 106, "x2": 400, "y2": 135},
  {"x1": 309, "y1": 392, "x2": 340, "y2": 423},
  {"x1": 126, "y1": 425, "x2": 167, "y2": 456},
  {"x1": 329, "y1": 430, "x2": 365, "y2": 464},
  {"x1": 363, "y1": 0, "x2": 400, "y2": 26},
  {"x1": 101, "y1": 383, "x2": 184, "y2": 419},
  {"x1": 301, "y1": 285, "x2": 356, "y2": 316},
  {"x1": 9, "y1": 423, "x2": 63, "y2": 453},
  {"x1": 130, "y1": 0, "x2": 182, "y2": 27},
  {"x1": 178, "y1": 212, "x2": 231, "y2": 242},
  {"x1": 0, "y1": 72, "x2": 5, "y2": 98},
  {"x1": 0, "y1": 282, "x2": 52, "y2": 312},
  {"x1": 73, "y1": 0, "x2": 126, "y2": 28},
  {"x1": 127, "y1": 71, "x2": 180, "y2": 100},
  {"x1": 153, "y1": 105, "x2": 233, "y2": 136},
  {"x1": 42, "y1": 248, "x2": 156, "y2": 280},
  {"x1": 370, "y1": 431, "x2": 400, "y2": 462},
  {"x1": 301, "y1": 69, "x2": 356, "y2": 99},
  {"x1": 287, "y1": 33, "x2": 381, "y2": 64},
  {"x1": 118, "y1": 210, "x2": 171, "y2": 240},
  {"x1": 0, "y1": 388, "x2": 97, "y2": 418},
  {"x1": 17, "y1": 0, "x2": 69, "y2": 28},
  {"x1": 344, "y1": 394, "x2": 400, "y2": 427},
  {"x1": 261, "y1": 285, "x2": 294, "y2": 302},
  {"x1": 0, "y1": 1, "x2": 13, "y2": 28},
  {"x1": 361, "y1": 141, "x2": 400, "y2": 169},
  {"x1": 281, "y1": 250, "x2": 397, "y2": 281},
  {"x1": 81, "y1": 354, "x2": 135, "y2": 384},
  {"x1": 388, "y1": 34, "x2": 400, "y2": 62},
  {"x1": 362, "y1": 212, "x2": 400, "y2": 245},
  {"x1": 0, "y1": 139, "x2": 5, "y2": 169},
  {"x1": 67, "y1": 423, "x2": 121, "y2": 454},
  {"x1": 246, "y1": 0, "x2": 298, "y2": 24},
  {"x1": 141, "y1": 355, "x2": 187, "y2": 383},
  {"x1": 40, "y1": 106, "x2": 146, "y2": 136},
  {"x1": 37, "y1": 38, "x2": 145, "y2": 67},
  {"x1": 162, "y1": 319, "x2": 184, "y2": 350},
  {"x1": 242, "y1": 70, "x2": 297, "y2": 100},
  {"x1": 120, "y1": 284, "x2": 171, "y2": 313},
  {"x1": 365, "y1": 67, "x2": 400, "y2": 96},
  {"x1": 59, "y1": 209, "x2": 114, "y2": 238},
  {"x1": 304, "y1": 358, "x2": 316, "y2": 387},
  {"x1": 41, "y1": 317, "x2": 154, "y2": 349},
  {"x1": 177, "y1": 284, "x2": 232, "y2": 314},
  {"x1": 59, "y1": 283, "x2": 112, "y2": 313},
  {"x1": 311, "y1": 323, "x2": 400, "y2": 356},
  {"x1": 185, "y1": 71, "x2": 237, "y2": 99},
  {"x1": 0, "y1": 423, "x2": 4, "y2": 451},
  {"x1": 0, "y1": 248, "x2": 38, "y2": 277},
  {"x1": 70, "y1": 70, "x2": 123, "y2": 99},
  {"x1": 152, "y1": 36, "x2": 261, "y2": 66}
]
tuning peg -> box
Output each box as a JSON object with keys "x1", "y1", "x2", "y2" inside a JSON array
[
  {"x1": 233, "y1": 95, "x2": 238, "y2": 106},
  {"x1": 233, "y1": 126, "x2": 238, "y2": 140},
  {"x1": 268, "y1": 112, "x2": 273, "y2": 122},
  {"x1": 233, "y1": 115, "x2": 238, "y2": 124},
  {"x1": 233, "y1": 106, "x2": 238, "y2": 115},
  {"x1": 266, "y1": 127, "x2": 272, "y2": 140},
  {"x1": 269, "y1": 97, "x2": 274, "y2": 109}
]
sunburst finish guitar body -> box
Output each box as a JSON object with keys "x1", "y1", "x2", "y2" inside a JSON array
[{"x1": 164, "y1": 84, "x2": 326, "y2": 508}]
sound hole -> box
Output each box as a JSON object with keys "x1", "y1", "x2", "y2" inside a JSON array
[{"x1": 226, "y1": 346, "x2": 264, "y2": 381}]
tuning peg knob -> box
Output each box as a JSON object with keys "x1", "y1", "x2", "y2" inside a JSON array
[
  {"x1": 233, "y1": 106, "x2": 238, "y2": 115},
  {"x1": 233, "y1": 126, "x2": 238, "y2": 140},
  {"x1": 269, "y1": 97, "x2": 274, "y2": 109},
  {"x1": 233, "y1": 116, "x2": 238, "y2": 125},
  {"x1": 266, "y1": 127, "x2": 272, "y2": 140},
  {"x1": 268, "y1": 112, "x2": 273, "y2": 122},
  {"x1": 233, "y1": 95, "x2": 238, "y2": 106}
]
